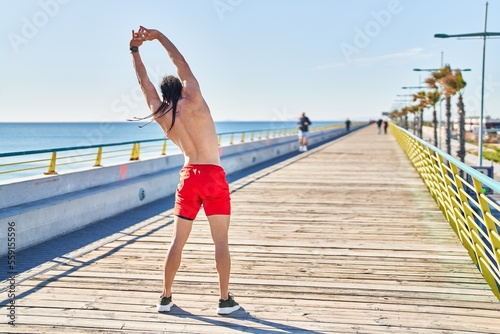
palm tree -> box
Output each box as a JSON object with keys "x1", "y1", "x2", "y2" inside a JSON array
[
  {"x1": 413, "y1": 90, "x2": 428, "y2": 139},
  {"x1": 409, "y1": 104, "x2": 420, "y2": 136},
  {"x1": 401, "y1": 106, "x2": 411, "y2": 130},
  {"x1": 427, "y1": 65, "x2": 455, "y2": 155},
  {"x1": 389, "y1": 109, "x2": 401, "y2": 125},
  {"x1": 426, "y1": 90, "x2": 441, "y2": 148},
  {"x1": 442, "y1": 70, "x2": 467, "y2": 162}
]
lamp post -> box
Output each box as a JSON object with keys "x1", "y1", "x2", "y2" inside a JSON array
[
  {"x1": 402, "y1": 86, "x2": 427, "y2": 90},
  {"x1": 434, "y1": 1, "x2": 500, "y2": 166},
  {"x1": 414, "y1": 68, "x2": 471, "y2": 72}
]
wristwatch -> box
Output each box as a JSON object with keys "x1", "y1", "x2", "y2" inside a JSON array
[{"x1": 130, "y1": 46, "x2": 139, "y2": 53}]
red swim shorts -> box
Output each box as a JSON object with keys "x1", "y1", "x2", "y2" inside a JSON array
[{"x1": 174, "y1": 164, "x2": 231, "y2": 220}]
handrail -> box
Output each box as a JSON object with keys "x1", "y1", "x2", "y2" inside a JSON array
[
  {"x1": 391, "y1": 123, "x2": 500, "y2": 300},
  {"x1": 0, "y1": 138, "x2": 167, "y2": 158},
  {"x1": 0, "y1": 124, "x2": 344, "y2": 180}
]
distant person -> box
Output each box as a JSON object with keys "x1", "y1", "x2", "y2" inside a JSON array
[
  {"x1": 376, "y1": 119, "x2": 383, "y2": 134},
  {"x1": 297, "y1": 112, "x2": 311, "y2": 151},
  {"x1": 345, "y1": 118, "x2": 351, "y2": 133},
  {"x1": 129, "y1": 26, "x2": 240, "y2": 315},
  {"x1": 383, "y1": 120, "x2": 388, "y2": 134}
]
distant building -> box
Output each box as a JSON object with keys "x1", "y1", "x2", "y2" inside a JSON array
[{"x1": 453, "y1": 116, "x2": 500, "y2": 134}]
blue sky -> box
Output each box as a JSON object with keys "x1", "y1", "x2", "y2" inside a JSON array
[{"x1": 1, "y1": 0, "x2": 500, "y2": 123}]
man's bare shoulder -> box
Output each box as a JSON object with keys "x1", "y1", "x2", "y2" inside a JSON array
[{"x1": 180, "y1": 93, "x2": 211, "y2": 116}]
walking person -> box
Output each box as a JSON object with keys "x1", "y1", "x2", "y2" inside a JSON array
[
  {"x1": 129, "y1": 26, "x2": 240, "y2": 315},
  {"x1": 297, "y1": 112, "x2": 311, "y2": 151},
  {"x1": 345, "y1": 118, "x2": 351, "y2": 133},
  {"x1": 376, "y1": 119, "x2": 383, "y2": 134}
]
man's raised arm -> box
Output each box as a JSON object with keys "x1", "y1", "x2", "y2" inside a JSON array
[
  {"x1": 130, "y1": 29, "x2": 162, "y2": 113},
  {"x1": 139, "y1": 27, "x2": 200, "y2": 96}
]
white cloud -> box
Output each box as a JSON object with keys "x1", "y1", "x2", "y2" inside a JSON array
[{"x1": 313, "y1": 47, "x2": 432, "y2": 70}]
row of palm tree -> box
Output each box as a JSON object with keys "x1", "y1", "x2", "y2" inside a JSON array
[{"x1": 390, "y1": 64, "x2": 467, "y2": 163}]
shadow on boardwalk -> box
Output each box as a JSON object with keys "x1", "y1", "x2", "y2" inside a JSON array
[{"x1": 161, "y1": 307, "x2": 324, "y2": 334}]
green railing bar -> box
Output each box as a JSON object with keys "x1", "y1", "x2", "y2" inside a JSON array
[{"x1": 0, "y1": 138, "x2": 167, "y2": 158}]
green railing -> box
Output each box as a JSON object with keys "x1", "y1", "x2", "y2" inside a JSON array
[
  {"x1": 0, "y1": 124, "x2": 342, "y2": 180},
  {"x1": 391, "y1": 123, "x2": 500, "y2": 300}
]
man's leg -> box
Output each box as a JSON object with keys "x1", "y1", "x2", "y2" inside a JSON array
[
  {"x1": 207, "y1": 214, "x2": 240, "y2": 315},
  {"x1": 162, "y1": 216, "x2": 194, "y2": 298},
  {"x1": 207, "y1": 214, "x2": 231, "y2": 299}
]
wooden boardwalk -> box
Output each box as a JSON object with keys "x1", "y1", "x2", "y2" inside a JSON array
[{"x1": 4, "y1": 125, "x2": 500, "y2": 333}]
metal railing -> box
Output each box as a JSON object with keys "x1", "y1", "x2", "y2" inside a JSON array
[
  {"x1": 391, "y1": 123, "x2": 500, "y2": 300},
  {"x1": 0, "y1": 124, "x2": 342, "y2": 181}
]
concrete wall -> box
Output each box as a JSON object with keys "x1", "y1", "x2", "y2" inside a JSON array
[{"x1": 0, "y1": 125, "x2": 360, "y2": 256}]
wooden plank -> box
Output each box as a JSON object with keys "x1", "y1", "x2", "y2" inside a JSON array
[{"x1": 3, "y1": 125, "x2": 500, "y2": 333}]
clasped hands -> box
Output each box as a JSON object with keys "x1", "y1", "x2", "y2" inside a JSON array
[{"x1": 130, "y1": 26, "x2": 159, "y2": 47}]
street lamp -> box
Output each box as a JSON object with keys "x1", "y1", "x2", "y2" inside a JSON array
[
  {"x1": 413, "y1": 68, "x2": 471, "y2": 72},
  {"x1": 434, "y1": 1, "x2": 500, "y2": 166},
  {"x1": 402, "y1": 86, "x2": 427, "y2": 90}
]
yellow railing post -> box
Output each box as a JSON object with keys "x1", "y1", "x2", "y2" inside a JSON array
[
  {"x1": 449, "y1": 163, "x2": 477, "y2": 262},
  {"x1": 266, "y1": 130, "x2": 270, "y2": 139},
  {"x1": 130, "y1": 143, "x2": 140, "y2": 161},
  {"x1": 240, "y1": 132, "x2": 245, "y2": 143},
  {"x1": 472, "y1": 177, "x2": 500, "y2": 297},
  {"x1": 229, "y1": 133, "x2": 234, "y2": 145},
  {"x1": 250, "y1": 132, "x2": 254, "y2": 141},
  {"x1": 161, "y1": 140, "x2": 167, "y2": 156},
  {"x1": 93, "y1": 147, "x2": 103, "y2": 167},
  {"x1": 44, "y1": 152, "x2": 58, "y2": 175},
  {"x1": 218, "y1": 135, "x2": 222, "y2": 146}
]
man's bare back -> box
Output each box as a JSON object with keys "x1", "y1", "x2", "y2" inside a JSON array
[
  {"x1": 156, "y1": 94, "x2": 221, "y2": 166},
  {"x1": 130, "y1": 26, "x2": 220, "y2": 166}
]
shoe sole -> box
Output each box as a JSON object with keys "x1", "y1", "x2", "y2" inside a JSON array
[
  {"x1": 157, "y1": 301, "x2": 173, "y2": 312},
  {"x1": 217, "y1": 304, "x2": 240, "y2": 315}
]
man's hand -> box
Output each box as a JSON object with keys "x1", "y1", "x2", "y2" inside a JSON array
[
  {"x1": 130, "y1": 26, "x2": 161, "y2": 47},
  {"x1": 139, "y1": 26, "x2": 161, "y2": 41},
  {"x1": 130, "y1": 28, "x2": 145, "y2": 47}
]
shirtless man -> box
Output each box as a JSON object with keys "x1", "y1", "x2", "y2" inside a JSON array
[{"x1": 130, "y1": 26, "x2": 240, "y2": 315}]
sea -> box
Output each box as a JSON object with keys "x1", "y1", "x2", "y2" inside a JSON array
[{"x1": 0, "y1": 121, "x2": 338, "y2": 181}]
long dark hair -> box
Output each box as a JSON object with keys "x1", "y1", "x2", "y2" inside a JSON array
[{"x1": 129, "y1": 75, "x2": 182, "y2": 131}]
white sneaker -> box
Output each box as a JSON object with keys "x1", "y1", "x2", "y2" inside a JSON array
[{"x1": 303, "y1": 146, "x2": 308, "y2": 151}]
